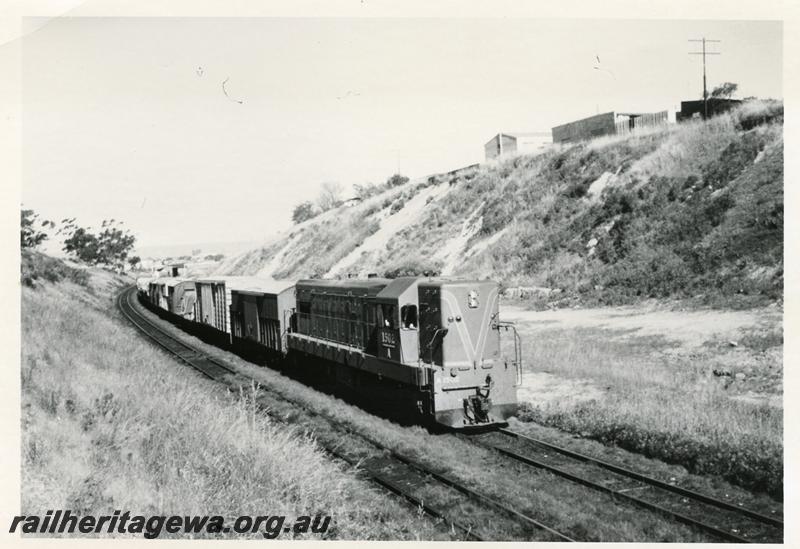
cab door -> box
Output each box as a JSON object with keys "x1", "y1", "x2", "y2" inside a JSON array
[{"x1": 399, "y1": 303, "x2": 419, "y2": 364}]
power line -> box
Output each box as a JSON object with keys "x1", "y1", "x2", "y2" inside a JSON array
[{"x1": 689, "y1": 38, "x2": 721, "y2": 119}]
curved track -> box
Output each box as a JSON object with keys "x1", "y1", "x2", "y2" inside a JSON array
[
  {"x1": 466, "y1": 428, "x2": 782, "y2": 543},
  {"x1": 117, "y1": 287, "x2": 574, "y2": 542}
]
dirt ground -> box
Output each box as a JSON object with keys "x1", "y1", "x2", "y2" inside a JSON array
[
  {"x1": 501, "y1": 303, "x2": 783, "y2": 409},
  {"x1": 502, "y1": 303, "x2": 782, "y2": 349}
]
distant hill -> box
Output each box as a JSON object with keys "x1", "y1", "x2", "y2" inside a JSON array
[
  {"x1": 217, "y1": 100, "x2": 783, "y2": 308},
  {"x1": 135, "y1": 239, "x2": 263, "y2": 261}
]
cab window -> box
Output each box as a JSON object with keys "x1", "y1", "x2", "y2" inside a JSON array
[
  {"x1": 380, "y1": 304, "x2": 396, "y2": 329},
  {"x1": 400, "y1": 304, "x2": 418, "y2": 330}
]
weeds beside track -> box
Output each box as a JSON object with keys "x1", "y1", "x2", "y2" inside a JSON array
[{"x1": 465, "y1": 428, "x2": 782, "y2": 543}]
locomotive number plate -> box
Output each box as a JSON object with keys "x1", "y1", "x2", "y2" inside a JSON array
[{"x1": 380, "y1": 330, "x2": 396, "y2": 348}]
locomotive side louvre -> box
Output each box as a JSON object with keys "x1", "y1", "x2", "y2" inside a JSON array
[
  {"x1": 288, "y1": 278, "x2": 429, "y2": 387},
  {"x1": 293, "y1": 278, "x2": 389, "y2": 354}
]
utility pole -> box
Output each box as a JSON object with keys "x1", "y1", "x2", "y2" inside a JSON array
[{"x1": 689, "y1": 38, "x2": 721, "y2": 119}]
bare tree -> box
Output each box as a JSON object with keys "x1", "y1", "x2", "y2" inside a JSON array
[{"x1": 317, "y1": 182, "x2": 343, "y2": 212}]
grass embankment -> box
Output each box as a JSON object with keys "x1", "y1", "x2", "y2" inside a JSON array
[
  {"x1": 506, "y1": 310, "x2": 783, "y2": 499},
  {"x1": 21, "y1": 249, "x2": 89, "y2": 288},
  {"x1": 20, "y1": 267, "x2": 439, "y2": 539}
]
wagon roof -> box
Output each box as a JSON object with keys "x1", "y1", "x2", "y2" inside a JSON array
[
  {"x1": 296, "y1": 278, "x2": 391, "y2": 291},
  {"x1": 220, "y1": 276, "x2": 296, "y2": 294},
  {"x1": 160, "y1": 277, "x2": 195, "y2": 288}
]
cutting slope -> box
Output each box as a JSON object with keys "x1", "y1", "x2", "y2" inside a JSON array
[{"x1": 219, "y1": 100, "x2": 783, "y2": 307}]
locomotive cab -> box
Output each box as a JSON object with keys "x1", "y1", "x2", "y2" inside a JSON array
[{"x1": 374, "y1": 277, "x2": 420, "y2": 364}]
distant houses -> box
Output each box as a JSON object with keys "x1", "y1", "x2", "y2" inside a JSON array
[
  {"x1": 475, "y1": 97, "x2": 741, "y2": 169},
  {"x1": 676, "y1": 98, "x2": 741, "y2": 121},
  {"x1": 484, "y1": 132, "x2": 552, "y2": 161},
  {"x1": 551, "y1": 111, "x2": 670, "y2": 144}
]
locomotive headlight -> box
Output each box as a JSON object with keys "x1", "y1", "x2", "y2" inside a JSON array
[{"x1": 467, "y1": 290, "x2": 479, "y2": 308}]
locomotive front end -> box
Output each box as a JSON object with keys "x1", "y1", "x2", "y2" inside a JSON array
[{"x1": 419, "y1": 280, "x2": 520, "y2": 429}]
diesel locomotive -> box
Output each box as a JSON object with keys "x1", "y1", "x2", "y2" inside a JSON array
[{"x1": 137, "y1": 275, "x2": 522, "y2": 430}]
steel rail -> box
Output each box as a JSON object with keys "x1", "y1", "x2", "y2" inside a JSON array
[
  {"x1": 117, "y1": 287, "x2": 483, "y2": 541},
  {"x1": 499, "y1": 428, "x2": 783, "y2": 529},
  {"x1": 468, "y1": 435, "x2": 755, "y2": 543},
  {"x1": 262, "y1": 384, "x2": 574, "y2": 542}
]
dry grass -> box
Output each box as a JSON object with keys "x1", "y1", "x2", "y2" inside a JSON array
[
  {"x1": 21, "y1": 273, "x2": 441, "y2": 540},
  {"x1": 508, "y1": 323, "x2": 783, "y2": 498}
]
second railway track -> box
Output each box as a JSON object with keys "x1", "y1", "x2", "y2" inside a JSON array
[
  {"x1": 117, "y1": 286, "x2": 574, "y2": 542},
  {"x1": 465, "y1": 428, "x2": 782, "y2": 543}
]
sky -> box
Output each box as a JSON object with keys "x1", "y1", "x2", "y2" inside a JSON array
[{"x1": 21, "y1": 17, "x2": 782, "y2": 250}]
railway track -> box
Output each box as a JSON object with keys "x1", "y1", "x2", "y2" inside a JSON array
[
  {"x1": 117, "y1": 286, "x2": 574, "y2": 542},
  {"x1": 466, "y1": 429, "x2": 783, "y2": 543}
]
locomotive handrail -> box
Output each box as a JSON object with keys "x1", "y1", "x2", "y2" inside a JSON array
[
  {"x1": 492, "y1": 320, "x2": 523, "y2": 387},
  {"x1": 424, "y1": 327, "x2": 448, "y2": 367}
]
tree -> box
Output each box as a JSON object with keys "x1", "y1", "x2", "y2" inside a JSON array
[
  {"x1": 63, "y1": 227, "x2": 101, "y2": 264},
  {"x1": 711, "y1": 82, "x2": 738, "y2": 100},
  {"x1": 21, "y1": 208, "x2": 54, "y2": 249},
  {"x1": 386, "y1": 173, "x2": 409, "y2": 187},
  {"x1": 292, "y1": 201, "x2": 319, "y2": 224},
  {"x1": 62, "y1": 218, "x2": 136, "y2": 269},
  {"x1": 316, "y1": 182, "x2": 343, "y2": 212},
  {"x1": 128, "y1": 256, "x2": 141, "y2": 270}
]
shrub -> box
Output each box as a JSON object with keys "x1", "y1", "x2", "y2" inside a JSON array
[
  {"x1": 390, "y1": 198, "x2": 406, "y2": 214},
  {"x1": 383, "y1": 256, "x2": 442, "y2": 278},
  {"x1": 292, "y1": 201, "x2": 319, "y2": 224},
  {"x1": 386, "y1": 173, "x2": 409, "y2": 187}
]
